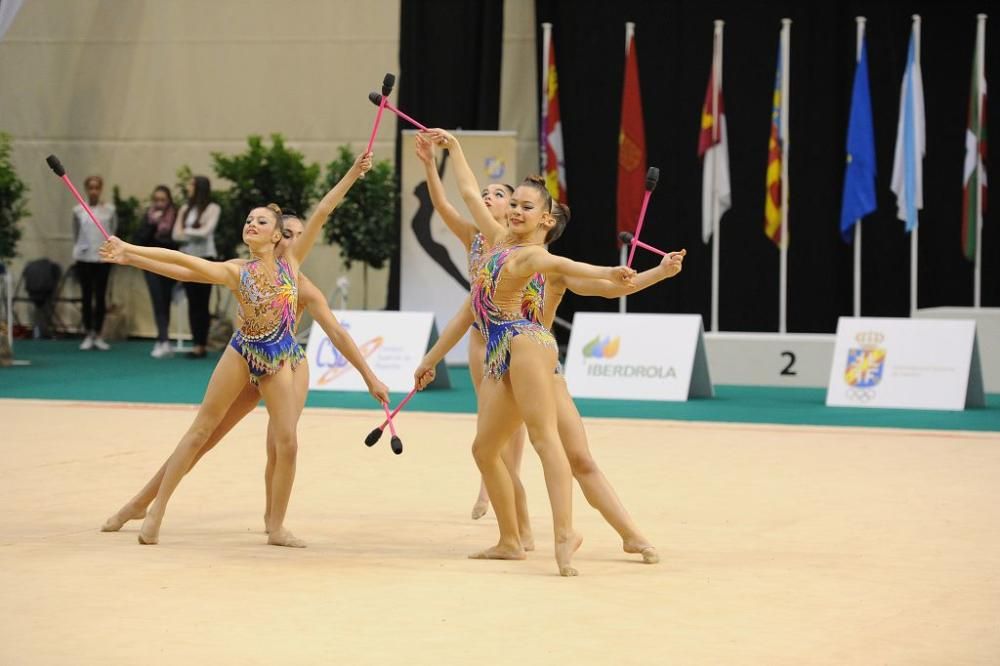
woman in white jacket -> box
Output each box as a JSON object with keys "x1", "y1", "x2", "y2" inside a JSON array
[{"x1": 72, "y1": 175, "x2": 117, "y2": 351}]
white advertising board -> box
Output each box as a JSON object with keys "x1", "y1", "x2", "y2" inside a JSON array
[
  {"x1": 305, "y1": 310, "x2": 448, "y2": 392},
  {"x1": 825, "y1": 317, "x2": 984, "y2": 411},
  {"x1": 564, "y1": 313, "x2": 713, "y2": 401}
]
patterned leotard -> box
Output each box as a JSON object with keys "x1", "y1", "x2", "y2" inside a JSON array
[
  {"x1": 471, "y1": 242, "x2": 556, "y2": 380},
  {"x1": 469, "y1": 233, "x2": 545, "y2": 328},
  {"x1": 229, "y1": 256, "x2": 305, "y2": 384}
]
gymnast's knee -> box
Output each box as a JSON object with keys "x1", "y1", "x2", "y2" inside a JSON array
[
  {"x1": 567, "y1": 450, "x2": 598, "y2": 477},
  {"x1": 472, "y1": 439, "x2": 497, "y2": 467},
  {"x1": 270, "y1": 431, "x2": 298, "y2": 458}
]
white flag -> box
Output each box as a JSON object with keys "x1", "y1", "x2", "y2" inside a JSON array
[
  {"x1": 890, "y1": 20, "x2": 926, "y2": 232},
  {"x1": 699, "y1": 24, "x2": 731, "y2": 243}
]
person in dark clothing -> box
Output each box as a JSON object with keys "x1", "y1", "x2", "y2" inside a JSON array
[{"x1": 135, "y1": 185, "x2": 178, "y2": 358}]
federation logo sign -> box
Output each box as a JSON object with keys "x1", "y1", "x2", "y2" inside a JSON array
[
  {"x1": 844, "y1": 330, "x2": 886, "y2": 401},
  {"x1": 483, "y1": 156, "x2": 506, "y2": 180},
  {"x1": 582, "y1": 335, "x2": 620, "y2": 359},
  {"x1": 314, "y1": 322, "x2": 383, "y2": 386}
]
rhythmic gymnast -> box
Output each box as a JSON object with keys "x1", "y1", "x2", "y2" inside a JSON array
[
  {"x1": 415, "y1": 132, "x2": 686, "y2": 563},
  {"x1": 414, "y1": 133, "x2": 533, "y2": 545},
  {"x1": 100, "y1": 212, "x2": 389, "y2": 538},
  {"x1": 416, "y1": 246, "x2": 685, "y2": 564},
  {"x1": 423, "y1": 129, "x2": 635, "y2": 576},
  {"x1": 98, "y1": 151, "x2": 372, "y2": 546}
]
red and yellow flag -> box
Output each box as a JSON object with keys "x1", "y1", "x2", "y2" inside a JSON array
[{"x1": 764, "y1": 45, "x2": 785, "y2": 247}]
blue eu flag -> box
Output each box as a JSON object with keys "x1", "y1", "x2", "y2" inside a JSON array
[{"x1": 840, "y1": 40, "x2": 877, "y2": 243}]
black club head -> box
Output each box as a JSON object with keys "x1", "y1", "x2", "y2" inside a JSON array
[
  {"x1": 645, "y1": 166, "x2": 660, "y2": 191},
  {"x1": 46, "y1": 154, "x2": 66, "y2": 177},
  {"x1": 381, "y1": 73, "x2": 396, "y2": 96},
  {"x1": 364, "y1": 427, "x2": 383, "y2": 447},
  {"x1": 368, "y1": 91, "x2": 383, "y2": 106},
  {"x1": 390, "y1": 436, "x2": 403, "y2": 455}
]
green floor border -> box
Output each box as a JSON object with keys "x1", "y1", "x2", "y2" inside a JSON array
[{"x1": 2, "y1": 339, "x2": 998, "y2": 432}]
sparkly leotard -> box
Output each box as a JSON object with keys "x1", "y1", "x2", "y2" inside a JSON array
[
  {"x1": 229, "y1": 256, "x2": 305, "y2": 384},
  {"x1": 471, "y1": 241, "x2": 556, "y2": 380},
  {"x1": 469, "y1": 233, "x2": 545, "y2": 326}
]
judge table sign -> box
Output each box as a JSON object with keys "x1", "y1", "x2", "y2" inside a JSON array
[{"x1": 825, "y1": 317, "x2": 984, "y2": 411}]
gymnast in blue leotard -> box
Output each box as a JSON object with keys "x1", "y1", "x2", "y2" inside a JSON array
[{"x1": 424, "y1": 128, "x2": 635, "y2": 576}]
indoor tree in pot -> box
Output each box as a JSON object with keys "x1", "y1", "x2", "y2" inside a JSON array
[
  {"x1": 322, "y1": 145, "x2": 397, "y2": 308},
  {"x1": 0, "y1": 132, "x2": 28, "y2": 363}
]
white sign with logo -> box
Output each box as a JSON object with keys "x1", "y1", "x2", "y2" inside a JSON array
[
  {"x1": 564, "y1": 313, "x2": 713, "y2": 401},
  {"x1": 825, "y1": 317, "x2": 985, "y2": 411},
  {"x1": 305, "y1": 310, "x2": 448, "y2": 392}
]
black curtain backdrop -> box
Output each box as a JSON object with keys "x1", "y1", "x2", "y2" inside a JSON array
[
  {"x1": 387, "y1": 0, "x2": 504, "y2": 309},
  {"x1": 531, "y1": 0, "x2": 998, "y2": 335}
]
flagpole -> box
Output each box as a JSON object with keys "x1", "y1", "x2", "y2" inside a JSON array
[
  {"x1": 620, "y1": 21, "x2": 636, "y2": 315},
  {"x1": 541, "y1": 23, "x2": 552, "y2": 175},
  {"x1": 779, "y1": 19, "x2": 791, "y2": 333},
  {"x1": 910, "y1": 15, "x2": 921, "y2": 316},
  {"x1": 974, "y1": 13, "x2": 987, "y2": 309},
  {"x1": 711, "y1": 20, "x2": 724, "y2": 332},
  {"x1": 853, "y1": 17, "x2": 866, "y2": 318}
]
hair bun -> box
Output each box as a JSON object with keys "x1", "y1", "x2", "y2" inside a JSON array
[{"x1": 523, "y1": 175, "x2": 546, "y2": 187}]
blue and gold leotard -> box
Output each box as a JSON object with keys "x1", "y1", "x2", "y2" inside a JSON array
[{"x1": 229, "y1": 256, "x2": 305, "y2": 384}]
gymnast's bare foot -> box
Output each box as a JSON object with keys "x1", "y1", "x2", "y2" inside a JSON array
[
  {"x1": 267, "y1": 527, "x2": 306, "y2": 548},
  {"x1": 471, "y1": 497, "x2": 489, "y2": 520},
  {"x1": 520, "y1": 529, "x2": 535, "y2": 552},
  {"x1": 468, "y1": 540, "x2": 526, "y2": 561},
  {"x1": 137, "y1": 510, "x2": 162, "y2": 545},
  {"x1": 100, "y1": 504, "x2": 147, "y2": 532},
  {"x1": 624, "y1": 540, "x2": 660, "y2": 564},
  {"x1": 555, "y1": 531, "x2": 583, "y2": 577}
]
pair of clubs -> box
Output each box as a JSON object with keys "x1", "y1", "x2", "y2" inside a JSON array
[{"x1": 364, "y1": 387, "x2": 418, "y2": 455}]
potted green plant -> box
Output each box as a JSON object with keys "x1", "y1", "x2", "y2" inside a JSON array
[
  {"x1": 0, "y1": 132, "x2": 28, "y2": 364},
  {"x1": 322, "y1": 146, "x2": 398, "y2": 308},
  {"x1": 209, "y1": 134, "x2": 321, "y2": 260},
  {"x1": 0, "y1": 133, "x2": 28, "y2": 267}
]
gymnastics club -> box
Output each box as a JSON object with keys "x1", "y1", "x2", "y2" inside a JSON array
[
  {"x1": 617, "y1": 231, "x2": 667, "y2": 258},
  {"x1": 45, "y1": 155, "x2": 111, "y2": 240},
  {"x1": 364, "y1": 73, "x2": 396, "y2": 155},
  {"x1": 381, "y1": 401, "x2": 404, "y2": 455},
  {"x1": 364, "y1": 386, "x2": 418, "y2": 448},
  {"x1": 367, "y1": 92, "x2": 429, "y2": 132},
  {"x1": 625, "y1": 167, "x2": 660, "y2": 268}
]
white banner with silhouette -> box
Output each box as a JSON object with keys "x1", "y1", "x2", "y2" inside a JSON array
[
  {"x1": 400, "y1": 130, "x2": 517, "y2": 365},
  {"x1": 564, "y1": 313, "x2": 713, "y2": 401}
]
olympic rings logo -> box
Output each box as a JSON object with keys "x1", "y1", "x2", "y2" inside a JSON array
[{"x1": 845, "y1": 388, "x2": 877, "y2": 403}]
